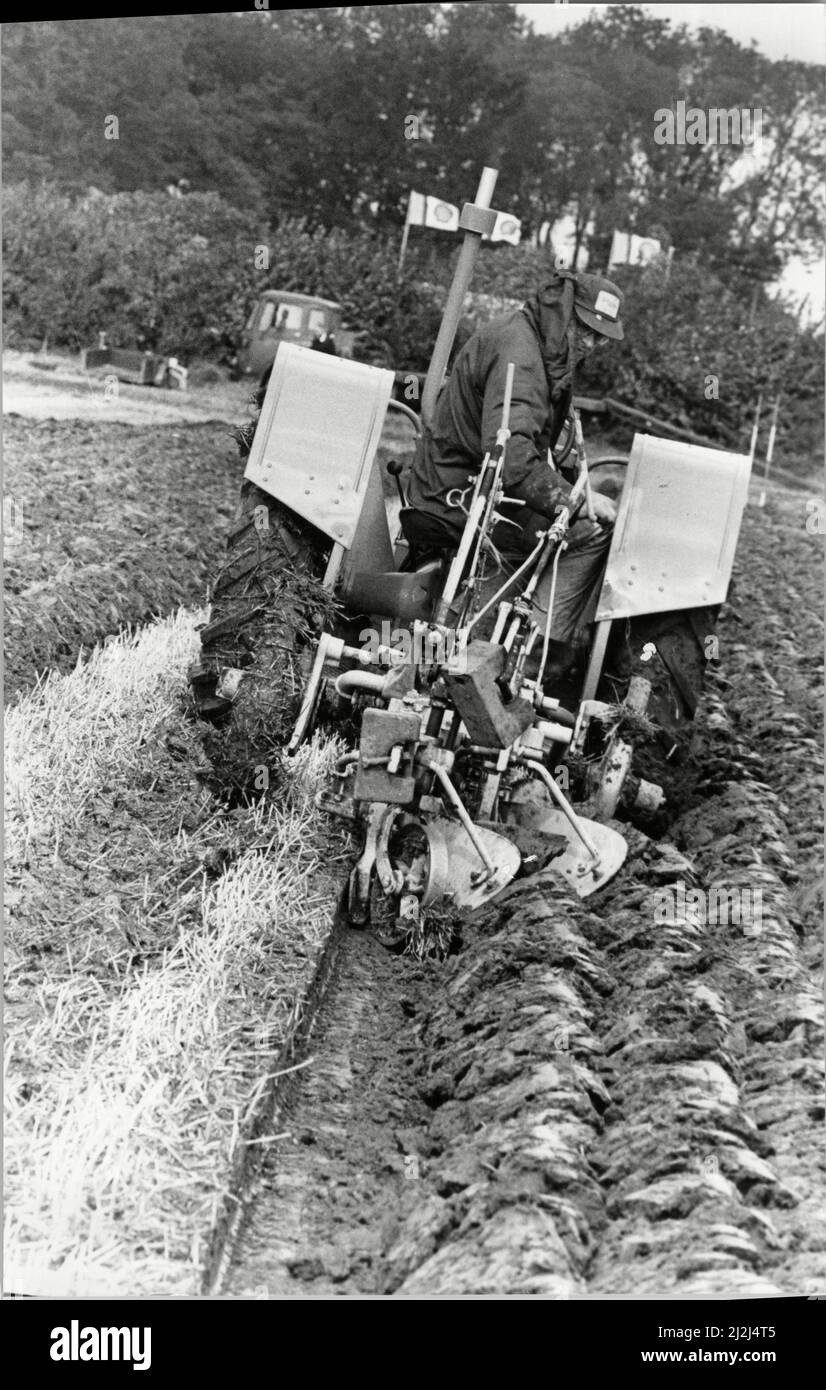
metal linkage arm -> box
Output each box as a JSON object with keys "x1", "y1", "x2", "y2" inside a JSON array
[
  {"x1": 432, "y1": 361, "x2": 516, "y2": 628},
  {"x1": 518, "y1": 756, "x2": 601, "y2": 866},
  {"x1": 429, "y1": 762, "x2": 497, "y2": 878}
]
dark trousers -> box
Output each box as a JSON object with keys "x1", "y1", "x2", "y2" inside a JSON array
[
  {"x1": 472, "y1": 517, "x2": 612, "y2": 647},
  {"x1": 402, "y1": 508, "x2": 612, "y2": 648}
]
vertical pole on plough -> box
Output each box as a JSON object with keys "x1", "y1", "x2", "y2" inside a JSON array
[{"x1": 421, "y1": 166, "x2": 499, "y2": 431}]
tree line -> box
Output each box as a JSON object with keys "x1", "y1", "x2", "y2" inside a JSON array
[
  {"x1": 2, "y1": 6, "x2": 822, "y2": 465},
  {"x1": 3, "y1": 5, "x2": 823, "y2": 293}
]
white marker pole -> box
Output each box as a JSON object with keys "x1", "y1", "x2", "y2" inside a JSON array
[
  {"x1": 749, "y1": 392, "x2": 762, "y2": 466},
  {"x1": 750, "y1": 392, "x2": 764, "y2": 507},
  {"x1": 759, "y1": 394, "x2": 781, "y2": 506},
  {"x1": 398, "y1": 192, "x2": 413, "y2": 276}
]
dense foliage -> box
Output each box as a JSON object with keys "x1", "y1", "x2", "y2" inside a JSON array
[
  {"x1": 576, "y1": 254, "x2": 823, "y2": 460},
  {"x1": 4, "y1": 7, "x2": 822, "y2": 270},
  {"x1": 1, "y1": 183, "x2": 451, "y2": 371}
]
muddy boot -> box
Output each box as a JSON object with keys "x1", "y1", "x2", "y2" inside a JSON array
[
  {"x1": 534, "y1": 638, "x2": 579, "y2": 702},
  {"x1": 375, "y1": 919, "x2": 409, "y2": 953},
  {"x1": 536, "y1": 638, "x2": 570, "y2": 684}
]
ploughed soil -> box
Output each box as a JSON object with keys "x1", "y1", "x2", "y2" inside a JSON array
[
  {"x1": 2, "y1": 400, "x2": 419, "y2": 705},
  {"x1": 225, "y1": 483, "x2": 824, "y2": 1298},
  {"x1": 3, "y1": 418, "x2": 242, "y2": 702}
]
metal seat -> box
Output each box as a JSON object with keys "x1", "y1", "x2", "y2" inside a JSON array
[{"x1": 342, "y1": 560, "x2": 445, "y2": 622}]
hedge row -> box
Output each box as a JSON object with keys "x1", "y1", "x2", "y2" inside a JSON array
[
  {"x1": 2, "y1": 182, "x2": 445, "y2": 371},
  {"x1": 4, "y1": 181, "x2": 821, "y2": 463}
]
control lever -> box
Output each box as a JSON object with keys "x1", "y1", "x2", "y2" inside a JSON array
[{"x1": 387, "y1": 459, "x2": 407, "y2": 508}]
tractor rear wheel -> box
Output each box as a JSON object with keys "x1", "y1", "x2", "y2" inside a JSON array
[{"x1": 189, "y1": 477, "x2": 334, "y2": 800}]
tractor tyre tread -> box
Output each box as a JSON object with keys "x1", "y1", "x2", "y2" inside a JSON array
[{"x1": 191, "y1": 478, "x2": 331, "y2": 798}]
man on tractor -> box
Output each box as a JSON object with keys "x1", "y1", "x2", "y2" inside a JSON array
[{"x1": 405, "y1": 269, "x2": 624, "y2": 683}]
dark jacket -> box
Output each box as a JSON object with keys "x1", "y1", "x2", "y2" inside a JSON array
[{"x1": 408, "y1": 272, "x2": 579, "y2": 535}]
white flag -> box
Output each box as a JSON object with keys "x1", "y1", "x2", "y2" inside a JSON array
[
  {"x1": 608, "y1": 230, "x2": 630, "y2": 266},
  {"x1": 633, "y1": 235, "x2": 662, "y2": 265},
  {"x1": 424, "y1": 194, "x2": 459, "y2": 231},
  {"x1": 609, "y1": 230, "x2": 663, "y2": 267},
  {"x1": 406, "y1": 190, "x2": 460, "y2": 232},
  {"x1": 485, "y1": 210, "x2": 522, "y2": 245},
  {"x1": 406, "y1": 190, "x2": 425, "y2": 225},
  {"x1": 549, "y1": 213, "x2": 591, "y2": 270},
  {"x1": 405, "y1": 191, "x2": 521, "y2": 241}
]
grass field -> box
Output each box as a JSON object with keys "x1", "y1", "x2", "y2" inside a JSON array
[{"x1": 4, "y1": 607, "x2": 345, "y2": 1296}]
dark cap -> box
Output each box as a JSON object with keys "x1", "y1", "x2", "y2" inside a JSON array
[{"x1": 573, "y1": 273, "x2": 624, "y2": 341}]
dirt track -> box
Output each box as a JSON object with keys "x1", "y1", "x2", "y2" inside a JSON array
[{"x1": 3, "y1": 350, "x2": 252, "y2": 426}]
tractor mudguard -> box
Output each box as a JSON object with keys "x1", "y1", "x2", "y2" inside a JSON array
[
  {"x1": 595, "y1": 433, "x2": 752, "y2": 622},
  {"x1": 244, "y1": 342, "x2": 395, "y2": 555}
]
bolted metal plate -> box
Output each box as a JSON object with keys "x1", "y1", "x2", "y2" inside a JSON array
[
  {"x1": 595, "y1": 433, "x2": 752, "y2": 621},
  {"x1": 424, "y1": 818, "x2": 521, "y2": 910},
  {"x1": 244, "y1": 343, "x2": 394, "y2": 549},
  {"x1": 510, "y1": 808, "x2": 627, "y2": 898}
]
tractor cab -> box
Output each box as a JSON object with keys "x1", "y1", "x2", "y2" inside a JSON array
[{"x1": 234, "y1": 290, "x2": 353, "y2": 382}]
